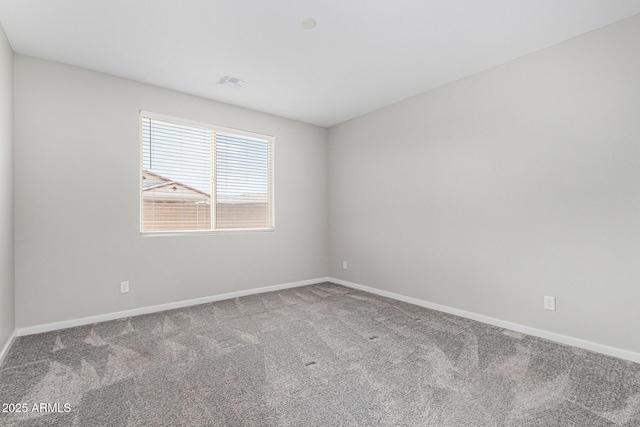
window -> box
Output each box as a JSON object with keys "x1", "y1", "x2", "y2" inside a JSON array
[{"x1": 140, "y1": 111, "x2": 274, "y2": 233}]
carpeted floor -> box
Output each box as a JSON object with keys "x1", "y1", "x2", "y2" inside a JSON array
[{"x1": 1, "y1": 282, "x2": 639, "y2": 426}]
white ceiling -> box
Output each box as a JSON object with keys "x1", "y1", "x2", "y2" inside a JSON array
[{"x1": 1, "y1": 1, "x2": 639, "y2": 127}]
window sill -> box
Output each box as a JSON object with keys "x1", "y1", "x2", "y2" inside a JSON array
[{"x1": 140, "y1": 228, "x2": 275, "y2": 237}]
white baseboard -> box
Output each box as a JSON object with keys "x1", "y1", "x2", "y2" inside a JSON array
[
  {"x1": 17, "y1": 277, "x2": 330, "y2": 337},
  {"x1": 329, "y1": 277, "x2": 640, "y2": 364},
  {"x1": 0, "y1": 329, "x2": 17, "y2": 366}
]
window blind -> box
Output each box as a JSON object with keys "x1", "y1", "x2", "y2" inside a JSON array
[{"x1": 140, "y1": 112, "x2": 274, "y2": 233}]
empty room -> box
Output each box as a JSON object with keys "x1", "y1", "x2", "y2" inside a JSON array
[{"x1": 1, "y1": 1, "x2": 639, "y2": 426}]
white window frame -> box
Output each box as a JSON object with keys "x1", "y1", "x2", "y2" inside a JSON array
[{"x1": 139, "y1": 110, "x2": 275, "y2": 235}]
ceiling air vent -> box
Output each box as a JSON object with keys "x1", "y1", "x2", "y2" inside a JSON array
[{"x1": 218, "y1": 75, "x2": 246, "y2": 89}]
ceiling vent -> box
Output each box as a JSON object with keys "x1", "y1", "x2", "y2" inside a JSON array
[{"x1": 218, "y1": 75, "x2": 246, "y2": 89}]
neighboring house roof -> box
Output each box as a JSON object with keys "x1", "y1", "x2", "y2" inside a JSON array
[
  {"x1": 142, "y1": 169, "x2": 171, "y2": 188},
  {"x1": 142, "y1": 170, "x2": 267, "y2": 204},
  {"x1": 142, "y1": 170, "x2": 210, "y2": 202}
]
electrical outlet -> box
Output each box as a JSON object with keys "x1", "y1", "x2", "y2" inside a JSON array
[
  {"x1": 342, "y1": 261, "x2": 348, "y2": 270},
  {"x1": 120, "y1": 281, "x2": 129, "y2": 294},
  {"x1": 544, "y1": 295, "x2": 555, "y2": 311}
]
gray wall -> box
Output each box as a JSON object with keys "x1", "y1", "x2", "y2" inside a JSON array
[
  {"x1": 0, "y1": 22, "x2": 14, "y2": 351},
  {"x1": 14, "y1": 56, "x2": 328, "y2": 328},
  {"x1": 328, "y1": 16, "x2": 640, "y2": 353}
]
